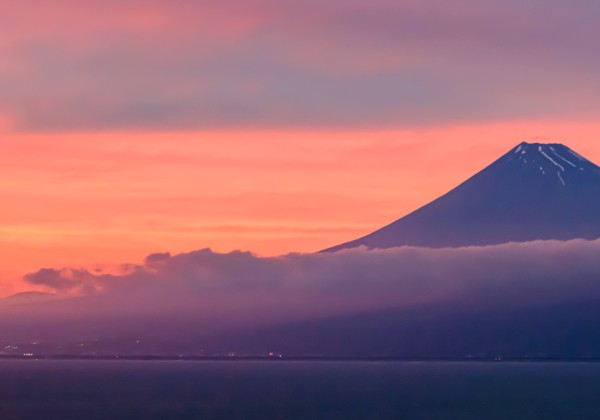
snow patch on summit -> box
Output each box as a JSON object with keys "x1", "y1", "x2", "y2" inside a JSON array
[
  {"x1": 509, "y1": 143, "x2": 596, "y2": 175},
  {"x1": 539, "y1": 147, "x2": 565, "y2": 172},
  {"x1": 567, "y1": 149, "x2": 587, "y2": 162},
  {"x1": 550, "y1": 147, "x2": 577, "y2": 168}
]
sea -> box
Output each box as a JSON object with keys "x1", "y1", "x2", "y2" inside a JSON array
[{"x1": 1, "y1": 360, "x2": 599, "y2": 419}]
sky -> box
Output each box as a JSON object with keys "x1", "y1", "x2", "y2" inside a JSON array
[{"x1": 2, "y1": 0, "x2": 600, "y2": 295}]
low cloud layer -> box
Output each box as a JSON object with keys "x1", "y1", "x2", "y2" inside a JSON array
[{"x1": 7, "y1": 239, "x2": 600, "y2": 329}]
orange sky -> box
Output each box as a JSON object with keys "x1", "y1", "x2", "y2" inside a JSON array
[
  {"x1": 2, "y1": 120, "x2": 600, "y2": 295},
  {"x1": 3, "y1": 1, "x2": 600, "y2": 295}
]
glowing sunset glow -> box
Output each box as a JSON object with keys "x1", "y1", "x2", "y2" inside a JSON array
[
  {"x1": 1, "y1": 123, "x2": 600, "y2": 294},
  {"x1": 2, "y1": 0, "x2": 600, "y2": 295}
]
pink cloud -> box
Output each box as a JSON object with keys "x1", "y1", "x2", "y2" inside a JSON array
[
  {"x1": 10, "y1": 238, "x2": 600, "y2": 326},
  {"x1": 4, "y1": 238, "x2": 600, "y2": 355},
  {"x1": 1, "y1": 0, "x2": 600, "y2": 130}
]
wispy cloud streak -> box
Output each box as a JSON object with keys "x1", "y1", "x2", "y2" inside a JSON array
[{"x1": 2, "y1": 0, "x2": 600, "y2": 130}]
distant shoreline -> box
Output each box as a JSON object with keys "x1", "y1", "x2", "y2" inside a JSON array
[{"x1": 2, "y1": 354, "x2": 600, "y2": 363}]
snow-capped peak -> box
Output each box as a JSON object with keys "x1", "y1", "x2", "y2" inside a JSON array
[
  {"x1": 324, "y1": 141, "x2": 600, "y2": 252},
  {"x1": 505, "y1": 142, "x2": 599, "y2": 186}
]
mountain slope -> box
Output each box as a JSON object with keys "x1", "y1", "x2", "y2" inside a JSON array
[
  {"x1": 324, "y1": 142, "x2": 600, "y2": 251},
  {"x1": 214, "y1": 296, "x2": 600, "y2": 358}
]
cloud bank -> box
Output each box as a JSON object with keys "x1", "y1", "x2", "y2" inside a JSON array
[
  {"x1": 3, "y1": 238, "x2": 600, "y2": 334},
  {"x1": 2, "y1": 0, "x2": 600, "y2": 130}
]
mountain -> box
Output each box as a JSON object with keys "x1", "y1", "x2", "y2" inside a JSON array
[
  {"x1": 219, "y1": 297, "x2": 600, "y2": 359},
  {"x1": 2, "y1": 291, "x2": 57, "y2": 304},
  {"x1": 324, "y1": 142, "x2": 600, "y2": 252}
]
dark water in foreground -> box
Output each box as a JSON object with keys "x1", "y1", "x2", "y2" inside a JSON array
[{"x1": 1, "y1": 360, "x2": 600, "y2": 419}]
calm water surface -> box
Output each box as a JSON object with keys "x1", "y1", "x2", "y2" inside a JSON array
[{"x1": 0, "y1": 360, "x2": 599, "y2": 419}]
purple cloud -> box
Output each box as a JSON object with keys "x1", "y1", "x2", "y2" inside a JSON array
[
  {"x1": 23, "y1": 268, "x2": 101, "y2": 294},
  {"x1": 2, "y1": 0, "x2": 600, "y2": 131},
  {"x1": 14, "y1": 239, "x2": 600, "y2": 320},
  {"x1": 5, "y1": 238, "x2": 600, "y2": 355}
]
